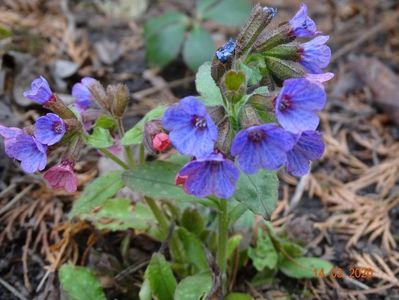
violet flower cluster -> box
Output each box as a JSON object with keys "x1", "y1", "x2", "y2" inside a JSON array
[
  {"x1": 161, "y1": 3, "x2": 332, "y2": 199},
  {"x1": 0, "y1": 76, "x2": 102, "y2": 192}
]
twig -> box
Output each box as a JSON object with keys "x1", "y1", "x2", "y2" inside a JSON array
[
  {"x1": 0, "y1": 183, "x2": 16, "y2": 198},
  {"x1": 114, "y1": 260, "x2": 149, "y2": 282},
  {"x1": 0, "y1": 278, "x2": 29, "y2": 300},
  {"x1": 0, "y1": 184, "x2": 33, "y2": 216},
  {"x1": 285, "y1": 173, "x2": 310, "y2": 216},
  {"x1": 131, "y1": 76, "x2": 195, "y2": 100},
  {"x1": 331, "y1": 11, "x2": 399, "y2": 62},
  {"x1": 23, "y1": 228, "x2": 32, "y2": 291}
]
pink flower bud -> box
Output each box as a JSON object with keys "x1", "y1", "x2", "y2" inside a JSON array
[
  {"x1": 43, "y1": 160, "x2": 78, "y2": 192},
  {"x1": 152, "y1": 132, "x2": 171, "y2": 152}
]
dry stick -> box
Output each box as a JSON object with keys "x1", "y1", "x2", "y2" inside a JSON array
[
  {"x1": 131, "y1": 76, "x2": 195, "y2": 100},
  {"x1": 0, "y1": 184, "x2": 33, "y2": 216},
  {"x1": 23, "y1": 228, "x2": 32, "y2": 292},
  {"x1": 331, "y1": 11, "x2": 399, "y2": 63},
  {"x1": 285, "y1": 173, "x2": 310, "y2": 216},
  {"x1": 0, "y1": 183, "x2": 16, "y2": 198},
  {"x1": 0, "y1": 278, "x2": 29, "y2": 300}
]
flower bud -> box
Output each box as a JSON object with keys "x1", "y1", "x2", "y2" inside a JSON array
[
  {"x1": 211, "y1": 55, "x2": 232, "y2": 86},
  {"x1": 43, "y1": 94, "x2": 77, "y2": 120},
  {"x1": 236, "y1": 4, "x2": 277, "y2": 56},
  {"x1": 239, "y1": 104, "x2": 262, "y2": 128},
  {"x1": 253, "y1": 24, "x2": 295, "y2": 53},
  {"x1": 263, "y1": 43, "x2": 302, "y2": 61},
  {"x1": 152, "y1": 132, "x2": 171, "y2": 152},
  {"x1": 221, "y1": 70, "x2": 246, "y2": 103},
  {"x1": 108, "y1": 84, "x2": 129, "y2": 118},
  {"x1": 143, "y1": 120, "x2": 165, "y2": 154},
  {"x1": 215, "y1": 117, "x2": 234, "y2": 156},
  {"x1": 88, "y1": 80, "x2": 110, "y2": 111},
  {"x1": 265, "y1": 56, "x2": 305, "y2": 82}
]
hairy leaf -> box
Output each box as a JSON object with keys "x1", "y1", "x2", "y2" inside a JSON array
[
  {"x1": 279, "y1": 257, "x2": 333, "y2": 279},
  {"x1": 202, "y1": 0, "x2": 251, "y2": 27},
  {"x1": 195, "y1": 62, "x2": 224, "y2": 106},
  {"x1": 86, "y1": 127, "x2": 113, "y2": 148},
  {"x1": 174, "y1": 272, "x2": 212, "y2": 300}
]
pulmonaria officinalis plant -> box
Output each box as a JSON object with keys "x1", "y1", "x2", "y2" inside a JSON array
[{"x1": 0, "y1": 3, "x2": 334, "y2": 299}]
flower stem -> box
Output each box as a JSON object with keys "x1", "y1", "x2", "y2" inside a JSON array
[
  {"x1": 99, "y1": 148, "x2": 129, "y2": 170},
  {"x1": 217, "y1": 198, "x2": 229, "y2": 294},
  {"x1": 144, "y1": 196, "x2": 184, "y2": 262},
  {"x1": 116, "y1": 118, "x2": 135, "y2": 168}
]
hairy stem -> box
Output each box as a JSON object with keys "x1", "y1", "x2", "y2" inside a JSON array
[
  {"x1": 116, "y1": 118, "x2": 135, "y2": 168},
  {"x1": 99, "y1": 148, "x2": 129, "y2": 170},
  {"x1": 217, "y1": 198, "x2": 229, "y2": 294}
]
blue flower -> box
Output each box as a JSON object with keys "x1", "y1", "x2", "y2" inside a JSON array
[
  {"x1": 162, "y1": 96, "x2": 218, "y2": 158},
  {"x1": 6, "y1": 133, "x2": 47, "y2": 173},
  {"x1": 34, "y1": 113, "x2": 66, "y2": 146},
  {"x1": 299, "y1": 36, "x2": 331, "y2": 74},
  {"x1": 23, "y1": 76, "x2": 53, "y2": 104},
  {"x1": 305, "y1": 72, "x2": 334, "y2": 89},
  {"x1": 177, "y1": 153, "x2": 240, "y2": 199},
  {"x1": 72, "y1": 77, "x2": 96, "y2": 110},
  {"x1": 275, "y1": 78, "x2": 326, "y2": 133},
  {"x1": 0, "y1": 125, "x2": 23, "y2": 158},
  {"x1": 288, "y1": 3, "x2": 319, "y2": 38},
  {"x1": 216, "y1": 39, "x2": 236, "y2": 63},
  {"x1": 231, "y1": 124, "x2": 295, "y2": 174},
  {"x1": 286, "y1": 130, "x2": 324, "y2": 176}
]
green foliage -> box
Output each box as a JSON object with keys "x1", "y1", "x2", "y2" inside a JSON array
[
  {"x1": 279, "y1": 257, "x2": 333, "y2": 279},
  {"x1": 145, "y1": 253, "x2": 177, "y2": 300},
  {"x1": 183, "y1": 25, "x2": 215, "y2": 71},
  {"x1": 59, "y1": 263, "x2": 106, "y2": 300},
  {"x1": 199, "y1": 0, "x2": 251, "y2": 26},
  {"x1": 233, "y1": 170, "x2": 279, "y2": 218},
  {"x1": 248, "y1": 223, "x2": 333, "y2": 280},
  {"x1": 121, "y1": 105, "x2": 166, "y2": 145},
  {"x1": 181, "y1": 208, "x2": 205, "y2": 236},
  {"x1": 226, "y1": 234, "x2": 242, "y2": 260},
  {"x1": 94, "y1": 115, "x2": 116, "y2": 129},
  {"x1": 86, "y1": 127, "x2": 113, "y2": 148},
  {"x1": 69, "y1": 171, "x2": 124, "y2": 218},
  {"x1": 174, "y1": 273, "x2": 212, "y2": 300},
  {"x1": 225, "y1": 293, "x2": 254, "y2": 300},
  {"x1": 0, "y1": 25, "x2": 12, "y2": 39},
  {"x1": 123, "y1": 161, "x2": 214, "y2": 206},
  {"x1": 144, "y1": 0, "x2": 250, "y2": 71},
  {"x1": 248, "y1": 229, "x2": 278, "y2": 271},
  {"x1": 144, "y1": 11, "x2": 188, "y2": 67},
  {"x1": 195, "y1": 62, "x2": 224, "y2": 106}
]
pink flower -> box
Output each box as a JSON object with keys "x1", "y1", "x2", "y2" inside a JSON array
[
  {"x1": 152, "y1": 132, "x2": 171, "y2": 152},
  {"x1": 43, "y1": 160, "x2": 78, "y2": 192}
]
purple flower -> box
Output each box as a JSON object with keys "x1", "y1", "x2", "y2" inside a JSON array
[
  {"x1": 162, "y1": 96, "x2": 218, "y2": 158},
  {"x1": 44, "y1": 160, "x2": 78, "y2": 192},
  {"x1": 177, "y1": 153, "x2": 240, "y2": 199},
  {"x1": 299, "y1": 36, "x2": 331, "y2": 74},
  {"x1": 286, "y1": 130, "x2": 324, "y2": 176},
  {"x1": 274, "y1": 78, "x2": 326, "y2": 133},
  {"x1": 216, "y1": 39, "x2": 236, "y2": 63},
  {"x1": 231, "y1": 124, "x2": 295, "y2": 174},
  {"x1": 305, "y1": 72, "x2": 334, "y2": 88},
  {"x1": 7, "y1": 133, "x2": 47, "y2": 173},
  {"x1": 288, "y1": 3, "x2": 319, "y2": 38},
  {"x1": 0, "y1": 125, "x2": 23, "y2": 157},
  {"x1": 34, "y1": 113, "x2": 66, "y2": 146},
  {"x1": 23, "y1": 76, "x2": 53, "y2": 104},
  {"x1": 72, "y1": 77, "x2": 96, "y2": 110}
]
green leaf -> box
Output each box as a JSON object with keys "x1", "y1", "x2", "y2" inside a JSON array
[
  {"x1": 121, "y1": 106, "x2": 166, "y2": 145},
  {"x1": 176, "y1": 227, "x2": 209, "y2": 272},
  {"x1": 225, "y1": 293, "x2": 254, "y2": 300},
  {"x1": 226, "y1": 234, "x2": 242, "y2": 260},
  {"x1": 94, "y1": 115, "x2": 116, "y2": 129},
  {"x1": 183, "y1": 25, "x2": 215, "y2": 72},
  {"x1": 139, "y1": 278, "x2": 152, "y2": 300},
  {"x1": 233, "y1": 170, "x2": 279, "y2": 218},
  {"x1": 181, "y1": 208, "x2": 205, "y2": 236},
  {"x1": 86, "y1": 127, "x2": 113, "y2": 148},
  {"x1": 144, "y1": 12, "x2": 188, "y2": 67},
  {"x1": 196, "y1": 0, "x2": 218, "y2": 17},
  {"x1": 69, "y1": 171, "x2": 124, "y2": 218},
  {"x1": 202, "y1": 0, "x2": 251, "y2": 27},
  {"x1": 248, "y1": 229, "x2": 278, "y2": 271},
  {"x1": 174, "y1": 273, "x2": 212, "y2": 300},
  {"x1": 145, "y1": 253, "x2": 177, "y2": 300},
  {"x1": 59, "y1": 263, "x2": 106, "y2": 300},
  {"x1": 123, "y1": 161, "x2": 211, "y2": 205},
  {"x1": 279, "y1": 257, "x2": 333, "y2": 279},
  {"x1": 83, "y1": 198, "x2": 142, "y2": 231},
  {"x1": 195, "y1": 62, "x2": 224, "y2": 106}
]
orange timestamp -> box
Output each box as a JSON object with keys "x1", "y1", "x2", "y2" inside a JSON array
[{"x1": 313, "y1": 266, "x2": 374, "y2": 279}]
